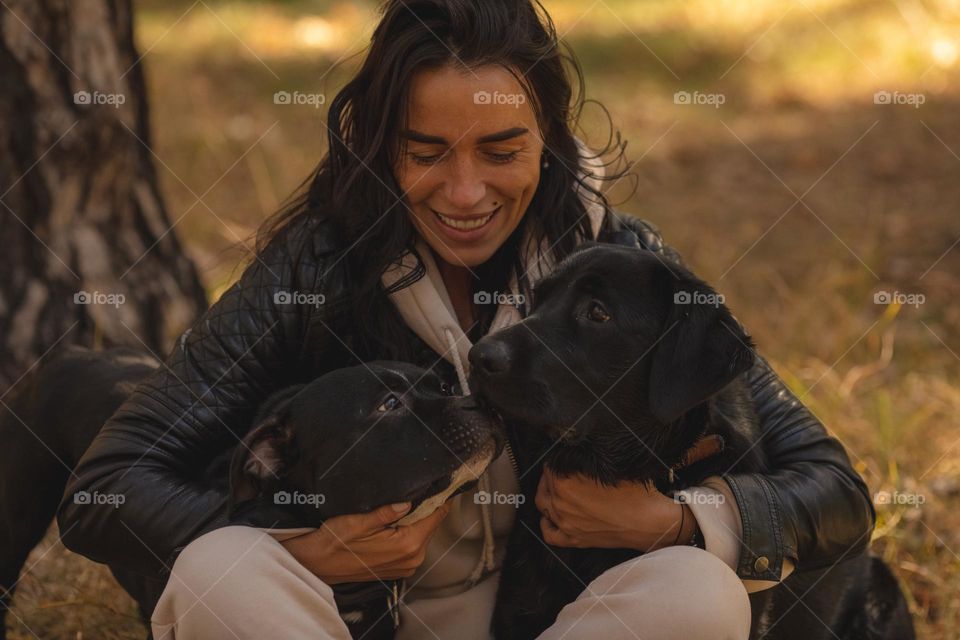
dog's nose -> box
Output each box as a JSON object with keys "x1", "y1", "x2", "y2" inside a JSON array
[{"x1": 469, "y1": 339, "x2": 512, "y2": 375}]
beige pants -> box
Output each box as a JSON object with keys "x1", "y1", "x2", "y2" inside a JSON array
[{"x1": 151, "y1": 526, "x2": 751, "y2": 640}]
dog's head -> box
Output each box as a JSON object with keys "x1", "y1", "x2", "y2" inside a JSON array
[
  {"x1": 469, "y1": 244, "x2": 754, "y2": 470},
  {"x1": 229, "y1": 362, "x2": 504, "y2": 526}
]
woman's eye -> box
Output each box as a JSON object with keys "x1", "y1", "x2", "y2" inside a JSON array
[
  {"x1": 487, "y1": 151, "x2": 518, "y2": 164},
  {"x1": 587, "y1": 302, "x2": 610, "y2": 323},
  {"x1": 409, "y1": 152, "x2": 444, "y2": 166},
  {"x1": 377, "y1": 394, "x2": 403, "y2": 412}
]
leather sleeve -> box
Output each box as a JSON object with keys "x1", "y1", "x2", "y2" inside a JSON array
[
  {"x1": 57, "y1": 217, "x2": 336, "y2": 577},
  {"x1": 617, "y1": 213, "x2": 876, "y2": 581}
]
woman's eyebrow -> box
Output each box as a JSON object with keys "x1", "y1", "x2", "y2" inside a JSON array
[
  {"x1": 398, "y1": 127, "x2": 529, "y2": 145},
  {"x1": 477, "y1": 127, "x2": 529, "y2": 143}
]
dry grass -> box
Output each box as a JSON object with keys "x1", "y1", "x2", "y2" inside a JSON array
[{"x1": 6, "y1": 0, "x2": 960, "y2": 637}]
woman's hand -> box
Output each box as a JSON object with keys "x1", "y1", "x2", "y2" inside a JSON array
[
  {"x1": 280, "y1": 501, "x2": 451, "y2": 584},
  {"x1": 535, "y1": 469, "x2": 696, "y2": 551}
]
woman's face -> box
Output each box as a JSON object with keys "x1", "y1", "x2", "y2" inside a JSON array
[{"x1": 394, "y1": 63, "x2": 544, "y2": 268}]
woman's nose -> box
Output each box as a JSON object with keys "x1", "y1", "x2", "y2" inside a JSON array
[{"x1": 443, "y1": 158, "x2": 486, "y2": 210}]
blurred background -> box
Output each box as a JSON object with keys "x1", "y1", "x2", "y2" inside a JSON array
[{"x1": 3, "y1": 0, "x2": 959, "y2": 637}]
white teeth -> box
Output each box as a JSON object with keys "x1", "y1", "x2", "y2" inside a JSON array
[{"x1": 435, "y1": 210, "x2": 494, "y2": 231}]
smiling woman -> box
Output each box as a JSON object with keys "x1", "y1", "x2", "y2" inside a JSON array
[
  {"x1": 55, "y1": 1, "x2": 877, "y2": 639},
  {"x1": 254, "y1": 0, "x2": 628, "y2": 349},
  {"x1": 396, "y1": 65, "x2": 544, "y2": 266}
]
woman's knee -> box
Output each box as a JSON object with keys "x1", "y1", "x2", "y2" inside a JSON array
[
  {"x1": 584, "y1": 546, "x2": 751, "y2": 640},
  {"x1": 153, "y1": 526, "x2": 347, "y2": 639},
  {"x1": 166, "y1": 525, "x2": 284, "y2": 596}
]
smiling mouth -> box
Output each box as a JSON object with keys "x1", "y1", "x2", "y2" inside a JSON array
[{"x1": 432, "y1": 206, "x2": 500, "y2": 231}]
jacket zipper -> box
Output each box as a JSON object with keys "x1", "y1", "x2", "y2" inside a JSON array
[{"x1": 504, "y1": 432, "x2": 521, "y2": 478}]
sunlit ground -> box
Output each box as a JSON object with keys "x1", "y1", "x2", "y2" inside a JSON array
[{"x1": 7, "y1": 1, "x2": 960, "y2": 638}]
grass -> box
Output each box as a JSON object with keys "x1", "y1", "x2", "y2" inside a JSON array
[{"x1": 7, "y1": 0, "x2": 960, "y2": 637}]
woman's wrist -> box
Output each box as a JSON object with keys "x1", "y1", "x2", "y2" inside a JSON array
[{"x1": 645, "y1": 501, "x2": 698, "y2": 552}]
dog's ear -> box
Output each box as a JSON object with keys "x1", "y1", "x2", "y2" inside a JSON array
[
  {"x1": 647, "y1": 267, "x2": 756, "y2": 424},
  {"x1": 229, "y1": 386, "x2": 303, "y2": 504}
]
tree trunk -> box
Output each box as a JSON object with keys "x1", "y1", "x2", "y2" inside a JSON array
[{"x1": 0, "y1": 0, "x2": 207, "y2": 390}]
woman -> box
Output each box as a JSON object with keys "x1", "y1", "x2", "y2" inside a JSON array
[{"x1": 58, "y1": 1, "x2": 874, "y2": 638}]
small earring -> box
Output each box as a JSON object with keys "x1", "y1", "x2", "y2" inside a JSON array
[{"x1": 541, "y1": 155, "x2": 550, "y2": 169}]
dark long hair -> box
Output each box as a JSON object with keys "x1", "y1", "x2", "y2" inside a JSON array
[{"x1": 258, "y1": 0, "x2": 629, "y2": 358}]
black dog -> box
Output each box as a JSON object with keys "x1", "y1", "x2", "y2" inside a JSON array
[
  {"x1": 0, "y1": 347, "x2": 161, "y2": 639},
  {"x1": 227, "y1": 361, "x2": 504, "y2": 638},
  {"x1": 0, "y1": 349, "x2": 503, "y2": 640},
  {"x1": 469, "y1": 243, "x2": 914, "y2": 640}
]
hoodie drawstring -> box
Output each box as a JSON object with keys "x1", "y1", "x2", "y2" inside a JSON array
[{"x1": 444, "y1": 327, "x2": 497, "y2": 586}]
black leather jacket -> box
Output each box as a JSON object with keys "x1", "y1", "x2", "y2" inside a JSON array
[{"x1": 57, "y1": 211, "x2": 875, "y2": 584}]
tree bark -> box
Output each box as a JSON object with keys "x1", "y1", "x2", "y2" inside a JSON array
[{"x1": 0, "y1": 0, "x2": 207, "y2": 390}]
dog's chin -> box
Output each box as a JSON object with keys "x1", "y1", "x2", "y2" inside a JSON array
[
  {"x1": 474, "y1": 391, "x2": 562, "y2": 433},
  {"x1": 394, "y1": 439, "x2": 499, "y2": 526}
]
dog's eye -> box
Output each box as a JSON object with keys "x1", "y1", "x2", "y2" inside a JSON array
[
  {"x1": 439, "y1": 381, "x2": 453, "y2": 396},
  {"x1": 377, "y1": 394, "x2": 403, "y2": 412},
  {"x1": 587, "y1": 302, "x2": 610, "y2": 323}
]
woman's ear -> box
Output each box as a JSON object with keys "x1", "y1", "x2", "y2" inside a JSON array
[
  {"x1": 647, "y1": 266, "x2": 756, "y2": 425},
  {"x1": 229, "y1": 388, "x2": 302, "y2": 505}
]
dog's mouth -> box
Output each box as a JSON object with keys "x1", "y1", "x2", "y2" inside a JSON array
[{"x1": 394, "y1": 439, "x2": 500, "y2": 526}]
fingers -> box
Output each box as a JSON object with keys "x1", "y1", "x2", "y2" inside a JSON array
[
  {"x1": 535, "y1": 473, "x2": 553, "y2": 517},
  {"x1": 386, "y1": 501, "x2": 451, "y2": 544},
  {"x1": 541, "y1": 514, "x2": 580, "y2": 548},
  {"x1": 314, "y1": 501, "x2": 451, "y2": 583},
  {"x1": 326, "y1": 502, "x2": 411, "y2": 539}
]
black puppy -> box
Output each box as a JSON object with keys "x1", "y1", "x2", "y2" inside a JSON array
[
  {"x1": 227, "y1": 361, "x2": 505, "y2": 638},
  {"x1": 469, "y1": 244, "x2": 914, "y2": 640},
  {"x1": 0, "y1": 350, "x2": 502, "y2": 640}
]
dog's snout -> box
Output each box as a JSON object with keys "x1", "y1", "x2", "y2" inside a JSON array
[{"x1": 469, "y1": 339, "x2": 512, "y2": 376}]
